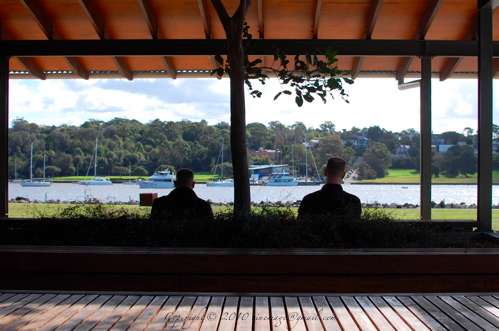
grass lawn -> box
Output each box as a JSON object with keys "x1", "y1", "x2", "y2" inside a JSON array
[
  {"x1": 358, "y1": 169, "x2": 499, "y2": 184},
  {"x1": 51, "y1": 171, "x2": 221, "y2": 182},
  {"x1": 7, "y1": 204, "x2": 499, "y2": 230}
]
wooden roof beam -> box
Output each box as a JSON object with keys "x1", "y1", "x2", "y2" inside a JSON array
[
  {"x1": 352, "y1": 0, "x2": 383, "y2": 79},
  {"x1": 1, "y1": 25, "x2": 46, "y2": 79},
  {"x1": 137, "y1": 0, "x2": 158, "y2": 39},
  {"x1": 20, "y1": 0, "x2": 88, "y2": 79},
  {"x1": 197, "y1": 0, "x2": 212, "y2": 39},
  {"x1": 78, "y1": 0, "x2": 106, "y2": 39},
  {"x1": 257, "y1": 0, "x2": 264, "y2": 39},
  {"x1": 396, "y1": 0, "x2": 443, "y2": 81},
  {"x1": 312, "y1": 0, "x2": 322, "y2": 39},
  {"x1": 78, "y1": 0, "x2": 132, "y2": 80}
]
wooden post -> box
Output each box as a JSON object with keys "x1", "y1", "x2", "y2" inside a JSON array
[
  {"x1": 0, "y1": 56, "x2": 9, "y2": 218},
  {"x1": 477, "y1": 0, "x2": 494, "y2": 232},
  {"x1": 420, "y1": 56, "x2": 432, "y2": 220}
]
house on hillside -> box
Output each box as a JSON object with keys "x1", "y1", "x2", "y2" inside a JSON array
[
  {"x1": 343, "y1": 136, "x2": 370, "y2": 149},
  {"x1": 392, "y1": 145, "x2": 411, "y2": 158}
]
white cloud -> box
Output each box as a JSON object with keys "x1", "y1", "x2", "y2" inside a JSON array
[{"x1": 8, "y1": 77, "x2": 498, "y2": 133}]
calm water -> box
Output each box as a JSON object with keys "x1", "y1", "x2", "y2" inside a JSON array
[{"x1": 8, "y1": 183, "x2": 499, "y2": 205}]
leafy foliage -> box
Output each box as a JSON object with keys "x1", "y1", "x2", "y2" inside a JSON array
[
  {"x1": 1, "y1": 206, "x2": 496, "y2": 248},
  {"x1": 212, "y1": 22, "x2": 353, "y2": 107}
]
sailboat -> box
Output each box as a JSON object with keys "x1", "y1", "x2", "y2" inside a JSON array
[
  {"x1": 206, "y1": 139, "x2": 234, "y2": 187},
  {"x1": 122, "y1": 163, "x2": 137, "y2": 185},
  {"x1": 20, "y1": 143, "x2": 52, "y2": 187},
  {"x1": 78, "y1": 138, "x2": 113, "y2": 185},
  {"x1": 297, "y1": 136, "x2": 322, "y2": 186}
]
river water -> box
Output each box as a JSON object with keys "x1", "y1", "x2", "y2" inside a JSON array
[{"x1": 8, "y1": 182, "x2": 499, "y2": 206}]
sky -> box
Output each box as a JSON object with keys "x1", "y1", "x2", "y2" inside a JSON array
[{"x1": 8, "y1": 76, "x2": 498, "y2": 134}]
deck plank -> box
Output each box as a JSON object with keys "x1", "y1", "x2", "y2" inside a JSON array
[
  {"x1": 283, "y1": 297, "x2": 307, "y2": 331},
  {"x1": 2, "y1": 294, "x2": 68, "y2": 331},
  {"x1": 235, "y1": 296, "x2": 254, "y2": 331},
  {"x1": 111, "y1": 295, "x2": 154, "y2": 330},
  {"x1": 0, "y1": 293, "x2": 56, "y2": 329},
  {"x1": 184, "y1": 296, "x2": 211, "y2": 331},
  {"x1": 270, "y1": 297, "x2": 288, "y2": 330},
  {"x1": 73, "y1": 295, "x2": 125, "y2": 331},
  {"x1": 2, "y1": 293, "x2": 499, "y2": 331},
  {"x1": 355, "y1": 296, "x2": 395, "y2": 331},
  {"x1": 198, "y1": 296, "x2": 224, "y2": 331},
  {"x1": 218, "y1": 296, "x2": 239, "y2": 331},
  {"x1": 53, "y1": 295, "x2": 112, "y2": 331},
  {"x1": 147, "y1": 296, "x2": 182, "y2": 330},
  {"x1": 128, "y1": 295, "x2": 169, "y2": 331},
  {"x1": 163, "y1": 295, "x2": 197, "y2": 330},
  {"x1": 342, "y1": 296, "x2": 377, "y2": 331},
  {"x1": 411, "y1": 296, "x2": 465, "y2": 331},
  {"x1": 424, "y1": 295, "x2": 480, "y2": 331},
  {"x1": 439, "y1": 295, "x2": 498, "y2": 331},
  {"x1": 18, "y1": 295, "x2": 84, "y2": 331},
  {"x1": 0, "y1": 293, "x2": 17, "y2": 304},
  {"x1": 254, "y1": 297, "x2": 271, "y2": 331},
  {"x1": 369, "y1": 296, "x2": 412, "y2": 331},
  {"x1": 481, "y1": 295, "x2": 499, "y2": 309},
  {"x1": 0, "y1": 293, "x2": 41, "y2": 318},
  {"x1": 455, "y1": 296, "x2": 499, "y2": 327},
  {"x1": 298, "y1": 296, "x2": 325, "y2": 331},
  {"x1": 383, "y1": 296, "x2": 430, "y2": 331},
  {"x1": 311, "y1": 296, "x2": 342, "y2": 331},
  {"x1": 38, "y1": 294, "x2": 99, "y2": 331},
  {"x1": 397, "y1": 296, "x2": 446, "y2": 331},
  {"x1": 326, "y1": 296, "x2": 360, "y2": 331}
]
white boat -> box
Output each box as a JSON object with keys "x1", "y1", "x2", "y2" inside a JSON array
[
  {"x1": 20, "y1": 143, "x2": 52, "y2": 187},
  {"x1": 207, "y1": 138, "x2": 234, "y2": 187},
  {"x1": 79, "y1": 138, "x2": 113, "y2": 185},
  {"x1": 265, "y1": 171, "x2": 299, "y2": 186},
  {"x1": 138, "y1": 169, "x2": 175, "y2": 188}
]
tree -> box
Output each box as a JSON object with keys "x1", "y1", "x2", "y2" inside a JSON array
[
  {"x1": 211, "y1": 0, "x2": 352, "y2": 218},
  {"x1": 357, "y1": 162, "x2": 377, "y2": 180},
  {"x1": 319, "y1": 121, "x2": 335, "y2": 135},
  {"x1": 440, "y1": 145, "x2": 477, "y2": 178},
  {"x1": 362, "y1": 142, "x2": 392, "y2": 178}
]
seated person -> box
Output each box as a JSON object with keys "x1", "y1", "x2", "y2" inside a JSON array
[
  {"x1": 150, "y1": 168, "x2": 214, "y2": 220},
  {"x1": 298, "y1": 157, "x2": 361, "y2": 220}
]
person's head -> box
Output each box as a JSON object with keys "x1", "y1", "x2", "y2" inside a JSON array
[
  {"x1": 174, "y1": 168, "x2": 195, "y2": 188},
  {"x1": 324, "y1": 157, "x2": 347, "y2": 184}
]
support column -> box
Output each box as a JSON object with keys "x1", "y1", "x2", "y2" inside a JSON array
[
  {"x1": 477, "y1": 0, "x2": 494, "y2": 232},
  {"x1": 420, "y1": 56, "x2": 432, "y2": 220},
  {"x1": 0, "y1": 56, "x2": 9, "y2": 218}
]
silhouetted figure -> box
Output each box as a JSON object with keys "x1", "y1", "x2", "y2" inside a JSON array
[
  {"x1": 150, "y1": 168, "x2": 214, "y2": 220},
  {"x1": 298, "y1": 157, "x2": 361, "y2": 220}
]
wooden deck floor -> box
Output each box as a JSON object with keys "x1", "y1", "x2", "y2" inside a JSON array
[{"x1": 0, "y1": 292, "x2": 498, "y2": 330}]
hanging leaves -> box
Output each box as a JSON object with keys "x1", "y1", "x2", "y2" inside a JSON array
[{"x1": 211, "y1": 22, "x2": 353, "y2": 106}]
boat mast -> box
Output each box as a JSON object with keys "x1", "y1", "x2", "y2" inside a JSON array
[
  {"x1": 221, "y1": 138, "x2": 224, "y2": 179},
  {"x1": 43, "y1": 154, "x2": 46, "y2": 181},
  {"x1": 29, "y1": 142, "x2": 33, "y2": 182},
  {"x1": 304, "y1": 134, "x2": 308, "y2": 183},
  {"x1": 94, "y1": 137, "x2": 98, "y2": 177}
]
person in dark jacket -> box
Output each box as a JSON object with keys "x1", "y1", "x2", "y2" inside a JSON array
[
  {"x1": 150, "y1": 168, "x2": 214, "y2": 220},
  {"x1": 298, "y1": 157, "x2": 361, "y2": 220}
]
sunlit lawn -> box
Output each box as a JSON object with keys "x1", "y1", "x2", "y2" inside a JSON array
[
  {"x1": 7, "y1": 203, "x2": 499, "y2": 230},
  {"x1": 51, "y1": 172, "x2": 219, "y2": 182},
  {"x1": 359, "y1": 169, "x2": 499, "y2": 184}
]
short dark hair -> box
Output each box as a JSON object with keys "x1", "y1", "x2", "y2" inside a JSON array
[
  {"x1": 326, "y1": 157, "x2": 346, "y2": 176},
  {"x1": 175, "y1": 168, "x2": 194, "y2": 184}
]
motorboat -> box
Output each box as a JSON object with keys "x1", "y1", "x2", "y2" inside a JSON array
[
  {"x1": 206, "y1": 179, "x2": 234, "y2": 187},
  {"x1": 138, "y1": 169, "x2": 175, "y2": 188},
  {"x1": 79, "y1": 138, "x2": 113, "y2": 185},
  {"x1": 78, "y1": 177, "x2": 113, "y2": 185},
  {"x1": 265, "y1": 171, "x2": 298, "y2": 186},
  {"x1": 20, "y1": 143, "x2": 52, "y2": 187}
]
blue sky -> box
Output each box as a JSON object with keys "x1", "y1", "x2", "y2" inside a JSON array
[{"x1": 9, "y1": 77, "x2": 496, "y2": 134}]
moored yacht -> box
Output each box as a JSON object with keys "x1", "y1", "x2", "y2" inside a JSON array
[{"x1": 138, "y1": 169, "x2": 175, "y2": 188}]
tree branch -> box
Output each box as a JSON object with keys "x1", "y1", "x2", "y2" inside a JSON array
[{"x1": 210, "y1": 0, "x2": 231, "y2": 32}]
